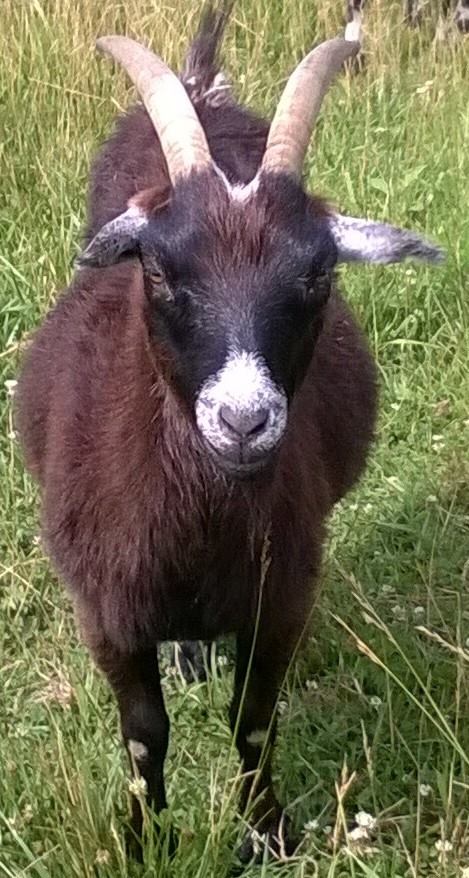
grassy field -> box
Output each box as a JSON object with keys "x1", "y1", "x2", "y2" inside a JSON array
[{"x1": 1, "y1": 1, "x2": 468, "y2": 875}]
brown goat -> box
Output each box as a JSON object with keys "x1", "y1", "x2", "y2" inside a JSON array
[{"x1": 16, "y1": 2, "x2": 443, "y2": 863}]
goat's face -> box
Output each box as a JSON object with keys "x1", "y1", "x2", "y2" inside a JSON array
[
  {"x1": 82, "y1": 36, "x2": 443, "y2": 477},
  {"x1": 80, "y1": 165, "x2": 442, "y2": 477},
  {"x1": 136, "y1": 173, "x2": 336, "y2": 476}
]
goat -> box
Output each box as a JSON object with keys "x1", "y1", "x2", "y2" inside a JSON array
[
  {"x1": 345, "y1": 0, "x2": 469, "y2": 41},
  {"x1": 16, "y1": 2, "x2": 443, "y2": 862}
]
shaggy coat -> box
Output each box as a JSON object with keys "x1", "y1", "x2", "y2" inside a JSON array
[{"x1": 16, "y1": 2, "x2": 378, "y2": 859}]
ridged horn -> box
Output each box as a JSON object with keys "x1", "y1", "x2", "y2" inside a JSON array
[
  {"x1": 96, "y1": 35, "x2": 213, "y2": 185},
  {"x1": 261, "y1": 37, "x2": 359, "y2": 178}
]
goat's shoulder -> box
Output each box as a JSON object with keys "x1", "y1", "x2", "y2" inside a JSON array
[{"x1": 293, "y1": 291, "x2": 378, "y2": 502}]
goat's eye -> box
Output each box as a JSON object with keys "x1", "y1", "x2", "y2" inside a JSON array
[
  {"x1": 312, "y1": 271, "x2": 331, "y2": 301},
  {"x1": 146, "y1": 269, "x2": 174, "y2": 304},
  {"x1": 298, "y1": 270, "x2": 330, "y2": 302}
]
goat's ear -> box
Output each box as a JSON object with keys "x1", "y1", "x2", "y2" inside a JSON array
[
  {"x1": 329, "y1": 214, "x2": 444, "y2": 265},
  {"x1": 76, "y1": 208, "x2": 148, "y2": 268}
]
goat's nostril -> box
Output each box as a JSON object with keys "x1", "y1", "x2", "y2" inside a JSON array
[{"x1": 219, "y1": 404, "x2": 269, "y2": 439}]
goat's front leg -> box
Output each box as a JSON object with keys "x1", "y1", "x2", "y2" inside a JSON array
[
  {"x1": 229, "y1": 630, "x2": 297, "y2": 861},
  {"x1": 93, "y1": 643, "x2": 170, "y2": 856}
]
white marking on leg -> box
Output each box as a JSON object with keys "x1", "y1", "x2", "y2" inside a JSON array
[
  {"x1": 345, "y1": 8, "x2": 362, "y2": 43},
  {"x1": 128, "y1": 739, "x2": 148, "y2": 761},
  {"x1": 246, "y1": 728, "x2": 268, "y2": 747}
]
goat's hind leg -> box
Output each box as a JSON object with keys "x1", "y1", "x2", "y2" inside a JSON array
[
  {"x1": 171, "y1": 640, "x2": 212, "y2": 682},
  {"x1": 344, "y1": 0, "x2": 366, "y2": 72},
  {"x1": 93, "y1": 641, "x2": 171, "y2": 859}
]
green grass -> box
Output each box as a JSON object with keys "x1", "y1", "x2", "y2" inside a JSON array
[{"x1": 1, "y1": 0, "x2": 469, "y2": 875}]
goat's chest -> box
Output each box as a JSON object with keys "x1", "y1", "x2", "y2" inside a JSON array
[
  {"x1": 110, "y1": 482, "x2": 267, "y2": 641},
  {"x1": 150, "y1": 499, "x2": 267, "y2": 641}
]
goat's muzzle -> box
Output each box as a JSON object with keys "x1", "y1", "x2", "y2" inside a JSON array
[{"x1": 195, "y1": 350, "x2": 287, "y2": 477}]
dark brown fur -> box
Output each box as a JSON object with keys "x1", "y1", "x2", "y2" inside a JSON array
[{"x1": 16, "y1": 4, "x2": 377, "y2": 860}]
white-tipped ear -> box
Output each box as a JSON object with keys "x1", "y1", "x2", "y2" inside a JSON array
[
  {"x1": 77, "y1": 207, "x2": 148, "y2": 268},
  {"x1": 329, "y1": 214, "x2": 444, "y2": 265}
]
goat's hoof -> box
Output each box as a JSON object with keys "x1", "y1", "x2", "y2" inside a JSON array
[
  {"x1": 124, "y1": 826, "x2": 144, "y2": 863},
  {"x1": 236, "y1": 815, "x2": 299, "y2": 865}
]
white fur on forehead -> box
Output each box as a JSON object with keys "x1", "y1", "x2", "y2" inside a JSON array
[
  {"x1": 329, "y1": 214, "x2": 444, "y2": 265},
  {"x1": 212, "y1": 163, "x2": 260, "y2": 203}
]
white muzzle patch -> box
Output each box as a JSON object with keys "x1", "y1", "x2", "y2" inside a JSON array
[{"x1": 195, "y1": 350, "x2": 287, "y2": 471}]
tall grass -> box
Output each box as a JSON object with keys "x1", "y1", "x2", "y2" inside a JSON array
[{"x1": 1, "y1": 1, "x2": 468, "y2": 875}]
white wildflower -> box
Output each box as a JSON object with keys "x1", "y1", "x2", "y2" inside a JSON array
[
  {"x1": 369, "y1": 695, "x2": 382, "y2": 709},
  {"x1": 22, "y1": 804, "x2": 34, "y2": 823},
  {"x1": 415, "y1": 80, "x2": 434, "y2": 95},
  {"x1": 349, "y1": 825, "x2": 369, "y2": 842},
  {"x1": 355, "y1": 811, "x2": 377, "y2": 832},
  {"x1": 278, "y1": 700, "x2": 288, "y2": 716},
  {"x1": 435, "y1": 839, "x2": 452, "y2": 853},
  {"x1": 323, "y1": 825, "x2": 333, "y2": 835},
  {"x1": 426, "y1": 495, "x2": 437, "y2": 503},
  {"x1": 95, "y1": 849, "x2": 111, "y2": 865},
  {"x1": 8, "y1": 430, "x2": 17, "y2": 441},
  {"x1": 431, "y1": 434, "x2": 444, "y2": 442},
  {"x1": 303, "y1": 819, "x2": 319, "y2": 834},
  {"x1": 391, "y1": 605, "x2": 406, "y2": 621},
  {"x1": 419, "y1": 783, "x2": 432, "y2": 797},
  {"x1": 433, "y1": 399, "x2": 450, "y2": 417},
  {"x1": 381, "y1": 584, "x2": 394, "y2": 595},
  {"x1": 305, "y1": 679, "x2": 318, "y2": 691},
  {"x1": 217, "y1": 654, "x2": 228, "y2": 667},
  {"x1": 36, "y1": 672, "x2": 74, "y2": 708},
  {"x1": 5, "y1": 379, "x2": 17, "y2": 397},
  {"x1": 128, "y1": 776, "x2": 147, "y2": 797},
  {"x1": 413, "y1": 606, "x2": 425, "y2": 618}
]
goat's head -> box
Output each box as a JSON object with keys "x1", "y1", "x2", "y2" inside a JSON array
[{"x1": 79, "y1": 36, "x2": 443, "y2": 478}]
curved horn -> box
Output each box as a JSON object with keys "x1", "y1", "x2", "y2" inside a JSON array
[
  {"x1": 261, "y1": 37, "x2": 359, "y2": 178},
  {"x1": 96, "y1": 35, "x2": 213, "y2": 185}
]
